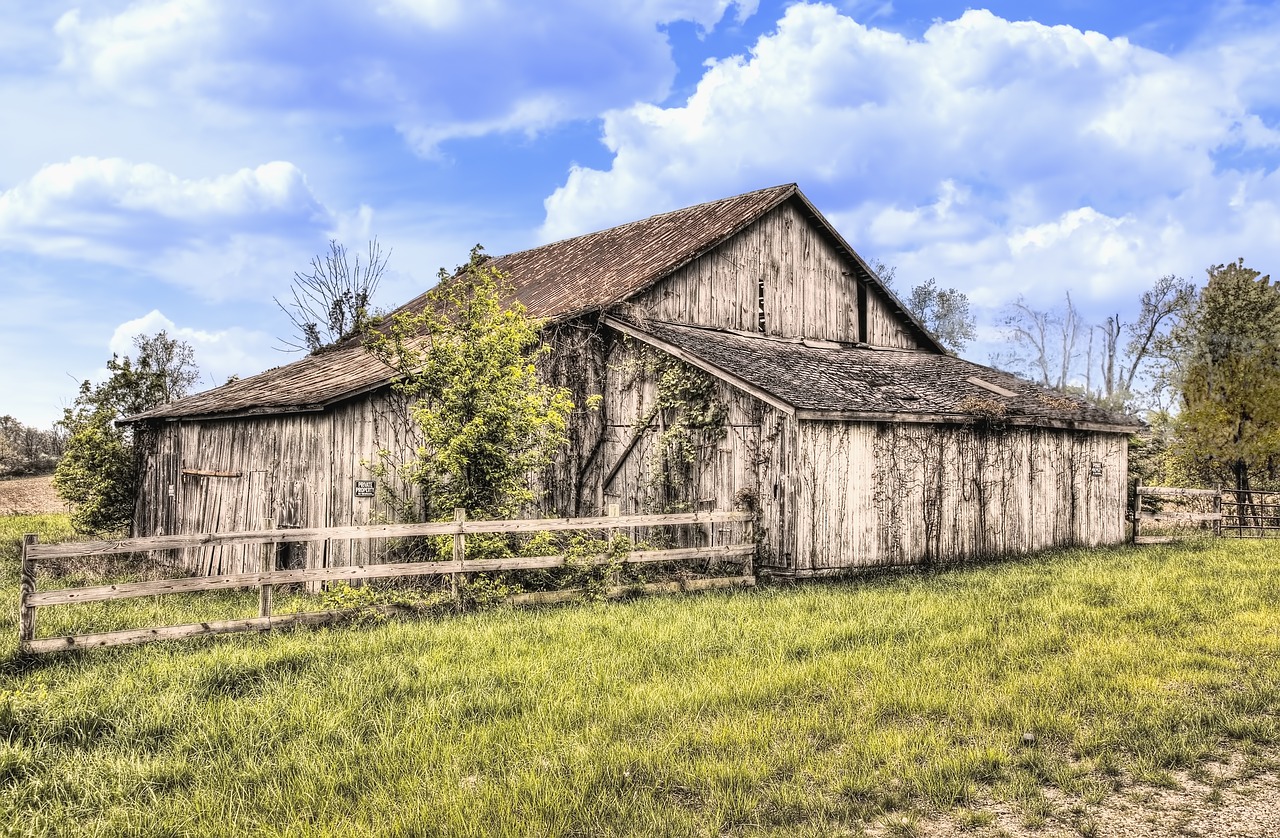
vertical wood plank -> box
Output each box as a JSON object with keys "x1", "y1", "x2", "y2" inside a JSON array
[
  {"x1": 19, "y1": 534, "x2": 37, "y2": 649},
  {"x1": 607, "y1": 502, "x2": 622, "y2": 588},
  {"x1": 259, "y1": 518, "x2": 276, "y2": 619}
]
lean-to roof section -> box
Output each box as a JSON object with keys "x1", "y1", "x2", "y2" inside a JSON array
[{"x1": 607, "y1": 317, "x2": 1141, "y2": 433}]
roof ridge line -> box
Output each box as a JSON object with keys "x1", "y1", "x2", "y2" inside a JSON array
[{"x1": 498, "y1": 183, "x2": 798, "y2": 261}]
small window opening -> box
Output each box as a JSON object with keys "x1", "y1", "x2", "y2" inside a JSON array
[
  {"x1": 757, "y1": 276, "x2": 767, "y2": 333},
  {"x1": 856, "y1": 280, "x2": 868, "y2": 343}
]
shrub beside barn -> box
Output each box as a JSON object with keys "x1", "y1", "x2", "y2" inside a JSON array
[{"x1": 124, "y1": 184, "x2": 1139, "y2": 576}]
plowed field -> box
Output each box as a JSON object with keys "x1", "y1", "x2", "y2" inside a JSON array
[{"x1": 0, "y1": 474, "x2": 64, "y2": 515}]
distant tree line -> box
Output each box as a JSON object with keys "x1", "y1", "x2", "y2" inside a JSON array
[{"x1": 0, "y1": 416, "x2": 65, "y2": 477}]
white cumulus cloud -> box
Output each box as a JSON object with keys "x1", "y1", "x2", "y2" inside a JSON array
[
  {"x1": 0, "y1": 156, "x2": 334, "y2": 299},
  {"x1": 53, "y1": 0, "x2": 759, "y2": 153},
  {"x1": 109, "y1": 309, "x2": 277, "y2": 392},
  {"x1": 540, "y1": 3, "x2": 1280, "y2": 322}
]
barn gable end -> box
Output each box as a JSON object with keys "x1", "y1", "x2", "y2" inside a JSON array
[{"x1": 630, "y1": 199, "x2": 920, "y2": 347}]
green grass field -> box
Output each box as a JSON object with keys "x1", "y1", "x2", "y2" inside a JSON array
[{"x1": 1, "y1": 514, "x2": 1278, "y2": 836}]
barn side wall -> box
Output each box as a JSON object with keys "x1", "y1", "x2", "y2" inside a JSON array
[
  {"x1": 134, "y1": 389, "x2": 421, "y2": 573},
  {"x1": 788, "y1": 421, "x2": 1129, "y2": 573},
  {"x1": 629, "y1": 201, "x2": 919, "y2": 348}
]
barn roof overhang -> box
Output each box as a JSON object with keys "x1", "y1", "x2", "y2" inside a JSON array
[{"x1": 603, "y1": 316, "x2": 1143, "y2": 434}]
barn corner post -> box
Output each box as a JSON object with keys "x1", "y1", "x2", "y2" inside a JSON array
[
  {"x1": 19, "y1": 534, "x2": 37, "y2": 651},
  {"x1": 259, "y1": 518, "x2": 276, "y2": 621}
]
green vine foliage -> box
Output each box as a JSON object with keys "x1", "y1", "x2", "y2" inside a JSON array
[
  {"x1": 633, "y1": 348, "x2": 727, "y2": 511},
  {"x1": 364, "y1": 246, "x2": 575, "y2": 523}
]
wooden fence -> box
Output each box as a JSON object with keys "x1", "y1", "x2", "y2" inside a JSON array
[
  {"x1": 1132, "y1": 486, "x2": 1222, "y2": 545},
  {"x1": 1131, "y1": 485, "x2": 1280, "y2": 543},
  {"x1": 19, "y1": 509, "x2": 755, "y2": 655}
]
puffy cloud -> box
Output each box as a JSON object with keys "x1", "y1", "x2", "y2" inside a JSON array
[
  {"x1": 0, "y1": 156, "x2": 333, "y2": 299},
  {"x1": 109, "y1": 309, "x2": 277, "y2": 391},
  {"x1": 53, "y1": 0, "x2": 758, "y2": 153},
  {"x1": 540, "y1": 3, "x2": 1280, "y2": 323}
]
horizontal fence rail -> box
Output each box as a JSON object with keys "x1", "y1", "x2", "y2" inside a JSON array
[
  {"x1": 1132, "y1": 485, "x2": 1222, "y2": 545},
  {"x1": 1132, "y1": 485, "x2": 1280, "y2": 543},
  {"x1": 19, "y1": 509, "x2": 756, "y2": 654}
]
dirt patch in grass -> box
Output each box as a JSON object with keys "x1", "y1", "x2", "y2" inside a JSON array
[
  {"x1": 880, "y1": 746, "x2": 1280, "y2": 838},
  {"x1": 0, "y1": 474, "x2": 65, "y2": 515}
]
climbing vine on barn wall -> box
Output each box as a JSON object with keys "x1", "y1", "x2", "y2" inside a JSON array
[
  {"x1": 617, "y1": 341, "x2": 728, "y2": 512},
  {"x1": 869, "y1": 393, "x2": 1100, "y2": 565}
]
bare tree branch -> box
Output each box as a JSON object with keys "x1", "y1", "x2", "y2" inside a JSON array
[{"x1": 276, "y1": 239, "x2": 390, "y2": 353}]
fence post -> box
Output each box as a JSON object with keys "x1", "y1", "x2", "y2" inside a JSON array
[
  {"x1": 19, "y1": 534, "x2": 37, "y2": 651},
  {"x1": 745, "y1": 512, "x2": 756, "y2": 581},
  {"x1": 607, "y1": 502, "x2": 622, "y2": 590},
  {"x1": 1213, "y1": 487, "x2": 1223, "y2": 539},
  {"x1": 1132, "y1": 484, "x2": 1142, "y2": 544},
  {"x1": 452, "y1": 508, "x2": 466, "y2": 610},
  {"x1": 259, "y1": 518, "x2": 276, "y2": 620}
]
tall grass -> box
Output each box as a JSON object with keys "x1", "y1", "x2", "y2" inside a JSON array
[{"x1": 1, "y1": 518, "x2": 1278, "y2": 836}]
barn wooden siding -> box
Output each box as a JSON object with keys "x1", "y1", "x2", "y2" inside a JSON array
[
  {"x1": 632, "y1": 202, "x2": 919, "y2": 348},
  {"x1": 542, "y1": 335, "x2": 778, "y2": 554},
  {"x1": 788, "y1": 421, "x2": 1129, "y2": 574},
  {"x1": 135, "y1": 390, "x2": 420, "y2": 573},
  {"x1": 544, "y1": 332, "x2": 1130, "y2": 572}
]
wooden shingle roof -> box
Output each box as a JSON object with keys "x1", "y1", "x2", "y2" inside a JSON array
[
  {"x1": 397, "y1": 183, "x2": 801, "y2": 322},
  {"x1": 607, "y1": 317, "x2": 1141, "y2": 432},
  {"x1": 127, "y1": 184, "x2": 936, "y2": 422}
]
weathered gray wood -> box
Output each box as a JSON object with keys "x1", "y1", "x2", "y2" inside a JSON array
[
  {"x1": 259, "y1": 518, "x2": 276, "y2": 618},
  {"x1": 26, "y1": 565, "x2": 759, "y2": 654},
  {"x1": 27, "y1": 545, "x2": 756, "y2": 606},
  {"x1": 793, "y1": 423, "x2": 1128, "y2": 570},
  {"x1": 19, "y1": 534, "x2": 37, "y2": 649},
  {"x1": 23, "y1": 609, "x2": 356, "y2": 654},
  {"x1": 451, "y1": 508, "x2": 465, "y2": 608},
  {"x1": 1139, "y1": 487, "x2": 1220, "y2": 498},
  {"x1": 1138, "y1": 512, "x2": 1222, "y2": 523},
  {"x1": 26, "y1": 511, "x2": 754, "y2": 561}
]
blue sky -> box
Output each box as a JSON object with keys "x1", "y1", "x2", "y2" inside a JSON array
[{"x1": 3, "y1": 0, "x2": 1279, "y2": 428}]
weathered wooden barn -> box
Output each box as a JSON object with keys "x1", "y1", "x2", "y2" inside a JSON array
[{"x1": 126, "y1": 184, "x2": 1139, "y2": 576}]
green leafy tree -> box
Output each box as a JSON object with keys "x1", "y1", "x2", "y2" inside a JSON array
[
  {"x1": 905, "y1": 278, "x2": 977, "y2": 354},
  {"x1": 364, "y1": 246, "x2": 574, "y2": 521},
  {"x1": 1171, "y1": 259, "x2": 1280, "y2": 494},
  {"x1": 54, "y1": 332, "x2": 200, "y2": 534}
]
